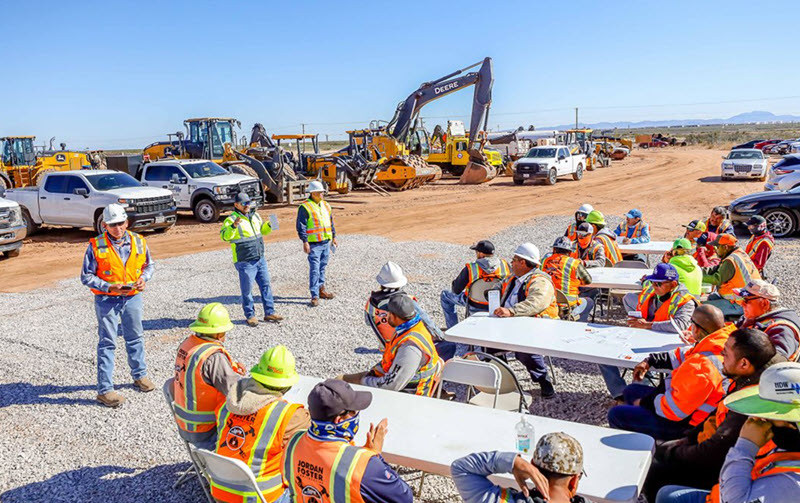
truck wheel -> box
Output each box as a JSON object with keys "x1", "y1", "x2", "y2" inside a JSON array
[
  {"x1": 22, "y1": 208, "x2": 39, "y2": 236},
  {"x1": 94, "y1": 211, "x2": 106, "y2": 235},
  {"x1": 573, "y1": 164, "x2": 584, "y2": 181},
  {"x1": 513, "y1": 178, "x2": 524, "y2": 186},
  {"x1": 546, "y1": 168, "x2": 557, "y2": 185},
  {"x1": 6, "y1": 248, "x2": 20, "y2": 258},
  {"x1": 193, "y1": 198, "x2": 220, "y2": 223}
]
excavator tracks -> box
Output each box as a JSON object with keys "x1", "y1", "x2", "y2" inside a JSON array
[{"x1": 376, "y1": 155, "x2": 442, "y2": 191}]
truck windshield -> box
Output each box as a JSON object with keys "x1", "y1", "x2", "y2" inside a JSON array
[
  {"x1": 183, "y1": 161, "x2": 228, "y2": 178},
  {"x1": 525, "y1": 148, "x2": 557, "y2": 158},
  {"x1": 84, "y1": 173, "x2": 141, "y2": 191},
  {"x1": 211, "y1": 122, "x2": 234, "y2": 158}
]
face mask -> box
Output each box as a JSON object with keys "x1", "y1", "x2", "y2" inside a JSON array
[
  {"x1": 309, "y1": 413, "x2": 361, "y2": 442},
  {"x1": 578, "y1": 236, "x2": 592, "y2": 248},
  {"x1": 771, "y1": 425, "x2": 800, "y2": 452}
]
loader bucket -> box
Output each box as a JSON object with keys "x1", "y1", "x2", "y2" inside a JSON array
[{"x1": 459, "y1": 160, "x2": 497, "y2": 184}]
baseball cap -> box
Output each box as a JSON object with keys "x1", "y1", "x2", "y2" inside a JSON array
[
  {"x1": 672, "y1": 238, "x2": 692, "y2": 250},
  {"x1": 710, "y1": 233, "x2": 737, "y2": 247},
  {"x1": 470, "y1": 240, "x2": 495, "y2": 255},
  {"x1": 235, "y1": 192, "x2": 252, "y2": 205},
  {"x1": 682, "y1": 220, "x2": 707, "y2": 232},
  {"x1": 724, "y1": 362, "x2": 800, "y2": 422},
  {"x1": 576, "y1": 222, "x2": 593, "y2": 236},
  {"x1": 735, "y1": 279, "x2": 780, "y2": 302},
  {"x1": 532, "y1": 432, "x2": 584, "y2": 476},
  {"x1": 746, "y1": 215, "x2": 766, "y2": 227},
  {"x1": 625, "y1": 209, "x2": 642, "y2": 219},
  {"x1": 386, "y1": 294, "x2": 417, "y2": 319},
  {"x1": 644, "y1": 263, "x2": 679, "y2": 283},
  {"x1": 308, "y1": 379, "x2": 373, "y2": 421}
]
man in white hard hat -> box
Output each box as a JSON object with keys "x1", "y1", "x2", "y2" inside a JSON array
[
  {"x1": 495, "y1": 243, "x2": 560, "y2": 398},
  {"x1": 565, "y1": 203, "x2": 593, "y2": 241},
  {"x1": 296, "y1": 180, "x2": 337, "y2": 307},
  {"x1": 80, "y1": 203, "x2": 155, "y2": 408}
]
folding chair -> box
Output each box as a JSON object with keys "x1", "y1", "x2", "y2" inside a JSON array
[
  {"x1": 192, "y1": 446, "x2": 269, "y2": 503},
  {"x1": 162, "y1": 378, "x2": 214, "y2": 503},
  {"x1": 436, "y1": 357, "x2": 502, "y2": 407},
  {"x1": 466, "y1": 351, "x2": 531, "y2": 412},
  {"x1": 464, "y1": 279, "x2": 501, "y2": 319}
]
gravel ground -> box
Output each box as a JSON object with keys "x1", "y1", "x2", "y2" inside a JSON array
[{"x1": 1, "y1": 215, "x2": 798, "y2": 502}]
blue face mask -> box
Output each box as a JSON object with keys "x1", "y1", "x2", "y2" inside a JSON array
[{"x1": 309, "y1": 413, "x2": 360, "y2": 442}]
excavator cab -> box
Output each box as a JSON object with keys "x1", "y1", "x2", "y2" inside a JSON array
[
  {"x1": 143, "y1": 118, "x2": 241, "y2": 163},
  {"x1": 1, "y1": 136, "x2": 91, "y2": 189},
  {"x1": 1, "y1": 137, "x2": 36, "y2": 167}
]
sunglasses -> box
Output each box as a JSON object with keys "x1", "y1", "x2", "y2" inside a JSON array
[{"x1": 106, "y1": 221, "x2": 126, "y2": 228}]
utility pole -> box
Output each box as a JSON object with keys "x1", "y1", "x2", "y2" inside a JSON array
[
  {"x1": 301, "y1": 123, "x2": 306, "y2": 152},
  {"x1": 575, "y1": 108, "x2": 579, "y2": 128}
]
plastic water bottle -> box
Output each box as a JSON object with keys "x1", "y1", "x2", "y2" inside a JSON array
[{"x1": 515, "y1": 414, "x2": 535, "y2": 454}]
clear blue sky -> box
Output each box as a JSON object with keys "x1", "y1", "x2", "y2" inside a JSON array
[{"x1": 3, "y1": 0, "x2": 799, "y2": 149}]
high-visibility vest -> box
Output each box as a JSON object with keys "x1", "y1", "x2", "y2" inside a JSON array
[
  {"x1": 173, "y1": 335, "x2": 237, "y2": 434},
  {"x1": 705, "y1": 218, "x2": 732, "y2": 235},
  {"x1": 572, "y1": 240, "x2": 602, "y2": 263},
  {"x1": 616, "y1": 221, "x2": 646, "y2": 240},
  {"x1": 638, "y1": 287, "x2": 696, "y2": 322},
  {"x1": 754, "y1": 316, "x2": 800, "y2": 362},
  {"x1": 542, "y1": 254, "x2": 584, "y2": 300},
  {"x1": 300, "y1": 199, "x2": 333, "y2": 243},
  {"x1": 464, "y1": 260, "x2": 511, "y2": 306},
  {"x1": 565, "y1": 223, "x2": 578, "y2": 241},
  {"x1": 697, "y1": 380, "x2": 756, "y2": 443},
  {"x1": 594, "y1": 233, "x2": 622, "y2": 265},
  {"x1": 89, "y1": 231, "x2": 147, "y2": 296},
  {"x1": 655, "y1": 323, "x2": 735, "y2": 426},
  {"x1": 220, "y1": 211, "x2": 269, "y2": 263},
  {"x1": 364, "y1": 292, "x2": 423, "y2": 348},
  {"x1": 374, "y1": 319, "x2": 442, "y2": 396},
  {"x1": 212, "y1": 399, "x2": 302, "y2": 503},
  {"x1": 282, "y1": 432, "x2": 376, "y2": 503},
  {"x1": 745, "y1": 233, "x2": 774, "y2": 271},
  {"x1": 499, "y1": 271, "x2": 559, "y2": 319},
  {"x1": 706, "y1": 442, "x2": 800, "y2": 503},
  {"x1": 718, "y1": 248, "x2": 761, "y2": 303}
]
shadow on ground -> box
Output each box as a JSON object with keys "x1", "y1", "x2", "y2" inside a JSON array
[{"x1": 0, "y1": 383, "x2": 98, "y2": 408}]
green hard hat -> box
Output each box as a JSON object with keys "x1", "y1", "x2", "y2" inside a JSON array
[
  {"x1": 251, "y1": 345, "x2": 299, "y2": 388},
  {"x1": 672, "y1": 238, "x2": 692, "y2": 250},
  {"x1": 189, "y1": 302, "x2": 234, "y2": 334},
  {"x1": 585, "y1": 210, "x2": 606, "y2": 225}
]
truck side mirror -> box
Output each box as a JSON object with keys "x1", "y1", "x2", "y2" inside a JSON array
[
  {"x1": 74, "y1": 188, "x2": 89, "y2": 197},
  {"x1": 171, "y1": 174, "x2": 187, "y2": 184},
  {"x1": 558, "y1": 155, "x2": 566, "y2": 161}
]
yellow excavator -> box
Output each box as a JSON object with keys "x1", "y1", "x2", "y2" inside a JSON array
[{"x1": 0, "y1": 136, "x2": 92, "y2": 189}]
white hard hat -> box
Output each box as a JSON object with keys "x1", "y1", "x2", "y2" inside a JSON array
[
  {"x1": 577, "y1": 203, "x2": 593, "y2": 214},
  {"x1": 103, "y1": 203, "x2": 128, "y2": 224},
  {"x1": 307, "y1": 180, "x2": 326, "y2": 193},
  {"x1": 376, "y1": 261, "x2": 408, "y2": 288},
  {"x1": 514, "y1": 242, "x2": 541, "y2": 265}
]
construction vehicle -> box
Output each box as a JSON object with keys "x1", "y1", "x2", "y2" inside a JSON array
[
  {"x1": 304, "y1": 130, "x2": 386, "y2": 194},
  {"x1": 565, "y1": 128, "x2": 612, "y2": 170},
  {"x1": 428, "y1": 120, "x2": 505, "y2": 176},
  {"x1": 0, "y1": 136, "x2": 93, "y2": 189}
]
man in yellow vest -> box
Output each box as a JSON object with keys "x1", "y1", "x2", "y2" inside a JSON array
[
  {"x1": 220, "y1": 192, "x2": 283, "y2": 327},
  {"x1": 80, "y1": 203, "x2": 155, "y2": 408},
  {"x1": 213, "y1": 346, "x2": 310, "y2": 503},
  {"x1": 282, "y1": 379, "x2": 413, "y2": 503},
  {"x1": 297, "y1": 180, "x2": 337, "y2": 307},
  {"x1": 703, "y1": 233, "x2": 761, "y2": 319},
  {"x1": 173, "y1": 303, "x2": 246, "y2": 449}
]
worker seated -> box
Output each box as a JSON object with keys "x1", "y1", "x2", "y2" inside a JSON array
[
  {"x1": 212, "y1": 346, "x2": 310, "y2": 503},
  {"x1": 565, "y1": 203, "x2": 593, "y2": 241},
  {"x1": 744, "y1": 215, "x2": 774, "y2": 276},
  {"x1": 702, "y1": 233, "x2": 761, "y2": 319},
  {"x1": 614, "y1": 208, "x2": 650, "y2": 262},
  {"x1": 677, "y1": 219, "x2": 719, "y2": 267},
  {"x1": 586, "y1": 210, "x2": 623, "y2": 266},
  {"x1": 571, "y1": 222, "x2": 605, "y2": 268},
  {"x1": 542, "y1": 236, "x2": 593, "y2": 322},
  {"x1": 705, "y1": 205, "x2": 734, "y2": 235},
  {"x1": 735, "y1": 280, "x2": 800, "y2": 361},
  {"x1": 451, "y1": 432, "x2": 587, "y2": 503},
  {"x1": 661, "y1": 238, "x2": 702, "y2": 295}
]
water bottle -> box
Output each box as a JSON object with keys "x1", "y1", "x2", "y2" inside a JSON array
[{"x1": 515, "y1": 414, "x2": 535, "y2": 454}]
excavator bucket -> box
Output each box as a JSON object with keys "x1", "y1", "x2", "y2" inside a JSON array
[{"x1": 459, "y1": 151, "x2": 497, "y2": 184}]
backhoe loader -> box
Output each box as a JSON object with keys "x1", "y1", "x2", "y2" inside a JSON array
[{"x1": 0, "y1": 136, "x2": 92, "y2": 189}]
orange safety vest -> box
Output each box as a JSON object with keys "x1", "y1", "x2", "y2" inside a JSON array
[
  {"x1": 616, "y1": 221, "x2": 646, "y2": 240},
  {"x1": 542, "y1": 254, "x2": 584, "y2": 300},
  {"x1": 706, "y1": 442, "x2": 800, "y2": 503},
  {"x1": 755, "y1": 317, "x2": 800, "y2": 362},
  {"x1": 374, "y1": 319, "x2": 442, "y2": 396},
  {"x1": 173, "y1": 335, "x2": 238, "y2": 434},
  {"x1": 89, "y1": 231, "x2": 147, "y2": 296},
  {"x1": 655, "y1": 324, "x2": 735, "y2": 426},
  {"x1": 638, "y1": 286, "x2": 696, "y2": 322},
  {"x1": 594, "y1": 233, "x2": 622, "y2": 265},
  {"x1": 282, "y1": 432, "x2": 376, "y2": 503},
  {"x1": 212, "y1": 399, "x2": 302, "y2": 503},
  {"x1": 464, "y1": 259, "x2": 511, "y2": 306},
  {"x1": 745, "y1": 233, "x2": 774, "y2": 270},
  {"x1": 565, "y1": 223, "x2": 578, "y2": 241},
  {"x1": 718, "y1": 248, "x2": 761, "y2": 303},
  {"x1": 499, "y1": 271, "x2": 560, "y2": 319},
  {"x1": 300, "y1": 199, "x2": 333, "y2": 243},
  {"x1": 572, "y1": 240, "x2": 603, "y2": 263}
]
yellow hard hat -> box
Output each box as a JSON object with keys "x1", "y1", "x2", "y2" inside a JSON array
[
  {"x1": 251, "y1": 345, "x2": 299, "y2": 388},
  {"x1": 189, "y1": 303, "x2": 234, "y2": 334},
  {"x1": 586, "y1": 210, "x2": 606, "y2": 226}
]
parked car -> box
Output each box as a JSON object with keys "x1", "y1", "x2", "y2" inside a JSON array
[
  {"x1": 755, "y1": 139, "x2": 782, "y2": 152},
  {"x1": 639, "y1": 139, "x2": 668, "y2": 148},
  {"x1": 512, "y1": 146, "x2": 586, "y2": 185},
  {"x1": 764, "y1": 155, "x2": 800, "y2": 191},
  {"x1": 790, "y1": 141, "x2": 800, "y2": 154},
  {"x1": 730, "y1": 188, "x2": 800, "y2": 237},
  {"x1": 0, "y1": 192, "x2": 26, "y2": 258},
  {"x1": 720, "y1": 148, "x2": 769, "y2": 181},
  {"x1": 767, "y1": 140, "x2": 799, "y2": 156},
  {"x1": 731, "y1": 139, "x2": 766, "y2": 150},
  {"x1": 4, "y1": 170, "x2": 177, "y2": 235}
]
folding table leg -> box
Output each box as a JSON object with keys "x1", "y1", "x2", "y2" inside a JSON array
[
  {"x1": 416, "y1": 472, "x2": 427, "y2": 498},
  {"x1": 546, "y1": 355, "x2": 557, "y2": 386},
  {"x1": 173, "y1": 466, "x2": 196, "y2": 488}
]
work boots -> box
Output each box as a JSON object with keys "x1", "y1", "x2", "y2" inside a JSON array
[
  {"x1": 134, "y1": 377, "x2": 155, "y2": 393},
  {"x1": 246, "y1": 317, "x2": 259, "y2": 327},
  {"x1": 264, "y1": 314, "x2": 284, "y2": 322},
  {"x1": 319, "y1": 286, "x2": 334, "y2": 300},
  {"x1": 310, "y1": 298, "x2": 319, "y2": 307},
  {"x1": 97, "y1": 391, "x2": 126, "y2": 408}
]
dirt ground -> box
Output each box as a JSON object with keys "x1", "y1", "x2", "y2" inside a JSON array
[{"x1": 1, "y1": 146, "x2": 758, "y2": 293}]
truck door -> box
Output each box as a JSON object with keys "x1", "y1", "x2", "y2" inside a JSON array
[
  {"x1": 167, "y1": 166, "x2": 191, "y2": 207},
  {"x1": 63, "y1": 176, "x2": 92, "y2": 225},
  {"x1": 40, "y1": 174, "x2": 71, "y2": 225},
  {"x1": 557, "y1": 148, "x2": 568, "y2": 174}
]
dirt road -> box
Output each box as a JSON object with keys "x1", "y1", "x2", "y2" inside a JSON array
[{"x1": 1, "y1": 147, "x2": 757, "y2": 292}]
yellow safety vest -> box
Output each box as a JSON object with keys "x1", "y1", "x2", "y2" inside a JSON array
[{"x1": 301, "y1": 199, "x2": 333, "y2": 243}]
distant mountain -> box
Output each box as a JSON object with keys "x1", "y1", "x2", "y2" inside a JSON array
[{"x1": 541, "y1": 111, "x2": 800, "y2": 131}]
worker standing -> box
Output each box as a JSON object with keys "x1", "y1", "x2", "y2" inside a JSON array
[
  {"x1": 564, "y1": 203, "x2": 593, "y2": 241},
  {"x1": 703, "y1": 234, "x2": 761, "y2": 318},
  {"x1": 744, "y1": 215, "x2": 774, "y2": 276},
  {"x1": 80, "y1": 203, "x2": 155, "y2": 408},
  {"x1": 705, "y1": 206, "x2": 734, "y2": 235},
  {"x1": 586, "y1": 210, "x2": 622, "y2": 266},
  {"x1": 542, "y1": 236, "x2": 593, "y2": 322},
  {"x1": 220, "y1": 192, "x2": 283, "y2": 327},
  {"x1": 297, "y1": 180, "x2": 337, "y2": 307}
]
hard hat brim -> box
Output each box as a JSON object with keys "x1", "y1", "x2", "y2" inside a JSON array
[
  {"x1": 189, "y1": 320, "x2": 234, "y2": 334},
  {"x1": 251, "y1": 370, "x2": 299, "y2": 388},
  {"x1": 103, "y1": 216, "x2": 128, "y2": 224},
  {"x1": 724, "y1": 386, "x2": 800, "y2": 422},
  {"x1": 514, "y1": 253, "x2": 540, "y2": 265},
  {"x1": 377, "y1": 277, "x2": 408, "y2": 289}
]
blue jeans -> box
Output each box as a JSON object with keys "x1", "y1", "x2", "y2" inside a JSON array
[
  {"x1": 440, "y1": 290, "x2": 484, "y2": 328},
  {"x1": 655, "y1": 485, "x2": 709, "y2": 503},
  {"x1": 515, "y1": 352, "x2": 549, "y2": 383},
  {"x1": 572, "y1": 297, "x2": 594, "y2": 322},
  {"x1": 608, "y1": 383, "x2": 689, "y2": 440},
  {"x1": 307, "y1": 241, "x2": 330, "y2": 298},
  {"x1": 234, "y1": 257, "x2": 275, "y2": 318},
  {"x1": 599, "y1": 364, "x2": 628, "y2": 399},
  {"x1": 95, "y1": 293, "x2": 147, "y2": 395}
]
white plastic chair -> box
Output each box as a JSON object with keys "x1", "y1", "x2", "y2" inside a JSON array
[
  {"x1": 192, "y1": 446, "x2": 270, "y2": 503},
  {"x1": 437, "y1": 357, "x2": 502, "y2": 408}
]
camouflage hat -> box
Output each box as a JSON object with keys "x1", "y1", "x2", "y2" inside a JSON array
[{"x1": 532, "y1": 432, "x2": 584, "y2": 476}]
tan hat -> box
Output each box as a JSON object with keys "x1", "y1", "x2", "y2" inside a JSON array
[
  {"x1": 735, "y1": 279, "x2": 780, "y2": 302},
  {"x1": 532, "y1": 432, "x2": 584, "y2": 476}
]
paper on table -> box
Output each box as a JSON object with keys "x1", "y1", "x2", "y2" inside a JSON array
[
  {"x1": 269, "y1": 214, "x2": 279, "y2": 230},
  {"x1": 487, "y1": 290, "x2": 500, "y2": 314}
]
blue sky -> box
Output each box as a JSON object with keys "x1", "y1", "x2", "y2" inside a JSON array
[{"x1": 2, "y1": 0, "x2": 799, "y2": 149}]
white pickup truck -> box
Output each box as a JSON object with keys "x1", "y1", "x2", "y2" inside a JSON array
[
  {"x1": 4, "y1": 170, "x2": 177, "y2": 235},
  {"x1": 0, "y1": 194, "x2": 26, "y2": 258},
  {"x1": 512, "y1": 145, "x2": 586, "y2": 185}
]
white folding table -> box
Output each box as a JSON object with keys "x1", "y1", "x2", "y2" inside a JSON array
[
  {"x1": 284, "y1": 375, "x2": 655, "y2": 503},
  {"x1": 582, "y1": 267, "x2": 646, "y2": 290},
  {"x1": 617, "y1": 241, "x2": 672, "y2": 256}
]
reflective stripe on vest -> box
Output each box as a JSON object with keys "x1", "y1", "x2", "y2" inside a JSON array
[
  {"x1": 595, "y1": 234, "x2": 622, "y2": 264},
  {"x1": 719, "y1": 249, "x2": 761, "y2": 302},
  {"x1": 301, "y1": 199, "x2": 332, "y2": 243},
  {"x1": 89, "y1": 231, "x2": 147, "y2": 296},
  {"x1": 173, "y1": 337, "x2": 234, "y2": 433},
  {"x1": 655, "y1": 350, "x2": 729, "y2": 426},
  {"x1": 762, "y1": 318, "x2": 800, "y2": 362},
  {"x1": 565, "y1": 223, "x2": 578, "y2": 241},
  {"x1": 378, "y1": 320, "x2": 442, "y2": 396},
  {"x1": 174, "y1": 344, "x2": 221, "y2": 428},
  {"x1": 465, "y1": 260, "x2": 510, "y2": 306},
  {"x1": 543, "y1": 254, "x2": 582, "y2": 298},
  {"x1": 500, "y1": 271, "x2": 559, "y2": 319},
  {"x1": 639, "y1": 289, "x2": 695, "y2": 322},
  {"x1": 746, "y1": 234, "x2": 774, "y2": 258},
  {"x1": 619, "y1": 221, "x2": 645, "y2": 239}
]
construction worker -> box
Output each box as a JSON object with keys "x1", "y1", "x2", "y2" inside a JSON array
[
  {"x1": 614, "y1": 208, "x2": 651, "y2": 244},
  {"x1": 572, "y1": 222, "x2": 605, "y2": 268},
  {"x1": 297, "y1": 180, "x2": 337, "y2": 307},
  {"x1": 542, "y1": 236, "x2": 593, "y2": 322},
  {"x1": 735, "y1": 280, "x2": 800, "y2": 361},
  {"x1": 213, "y1": 346, "x2": 310, "y2": 503},
  {"x1": 173, "y1": 303, "x2": 245, "y2": 450},
  {"x1": 705, "y1": 206, "x2": 734, "y2": 236},
  {"x1": 366, "y1": 262, "x2": 453, "y2": 360},
  {"x1": 744, "y1": 215, "x2": 774, "y2": 275},
  {"x1": 608, "y1": 304, "x2": 734, "y2": 440},
  {"x1": 681, "y1": 219, "x2": 719, "y2": 267},
  {"x1": 80, "y1": 203, "x2": 154, "y2": 408},
  {"x1": 586, "y1": 210, "x2": 622, "y2": 266},
  {"x1": 220, "y1": 192, "x2": 283, "y2": 327},
  {"x1": 282, "y1": 379, "x2": 413, "y2": 503},
  {"x1": 662, "y1": 238, "x2": 703, "y2": 295},
  {"x1": 655, "y1": 362, "x2": 800, "y2": 503},
  {"x1": 451, "y1": 432, "x2": 586, "y2": 503},
  {"x1": 703, "y1": 233, "x2": 761, "y2": 318},
  {"x1": 345, "y1": 295, "x2": 442, "y2": 396},
  {"x1": 440, "y1": 240, "x2": 510, "y2": 328},
  {"x1": 564, "y1": 203, "x2": 593, "y2": 241},
  {"x1": 495, "y1": 243, "x2": 559, "y2": 398}
]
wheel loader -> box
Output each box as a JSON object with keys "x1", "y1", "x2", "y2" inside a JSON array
[
  {"x1": 428, "y1": 120, "x2": 505, "y2": 176},
  {"x1": 0, "y1": 136, "x2": 92, "y2": 189}
]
